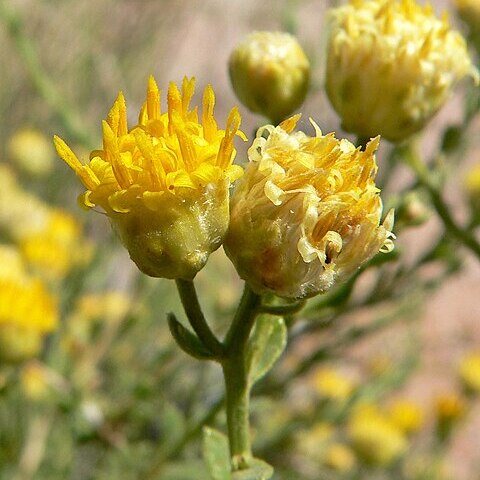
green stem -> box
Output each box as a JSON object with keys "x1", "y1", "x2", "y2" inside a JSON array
[
  {"x1": 222, "y1": 284, "x2": 262, "y2": 470},
  {"x1": 175, "y1": 279, "x2": 224, "y2": 358},
  {"x1": 400, "y1": 143, "x2": 480, "y2": 260}
]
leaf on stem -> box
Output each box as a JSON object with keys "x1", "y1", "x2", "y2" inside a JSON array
[
  {"x1": 168, "y1": 313, "x2": 216, "y2": 360},
  {"x1": 202, "y1": 427, "x2": 231, "y2": 480},
  {"x1": 246, "y1": 315, "x2": 287, "y2": 385}
]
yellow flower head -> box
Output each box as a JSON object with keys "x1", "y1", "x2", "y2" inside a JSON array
[
  {"x1": 435, "y1": 392, "x2": 466, "y2": 422},
  {"x1": 326, "y1": 0, "x2": 479, "y2": 142},
  {"x1": 348, "y1": 404, "x2": 408, "y2": 466},
  {"x1": 312, "y1": 367, "x2": 355, "y2": 401},
  {"x1": 458, "y1": 351, "x2": 480, "y2": 394},
  {"x1": 19, "y1": 209, "x2": 93, "y2": 280},
  {"x1": 324, "y1": 443, "x2": 356, "y2": 473},
  {"x1": 229, "y1": 31, "x2": 310, "y2": 124},
  {"x1": 225, "y1": 115, "x2": 394, "y2": 299},
  {"x1": 54, "y1": 76, "x2": 245, "y2": 279},
  {"x1": 387, "y1": 399, "x2": 424, "y2": 435},
  {"x1": 0, "y1": 245, "x2": 58, "y2": 364},
  {"x1": 8, "y1": 128, "x2": 54, "y2": 176},
  {"x1": 434, "y1": 391, "x2": 466, "y2": 439}
]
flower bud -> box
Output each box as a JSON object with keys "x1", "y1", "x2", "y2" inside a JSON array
[
  {"x1": 326, "y1": 0, "x2": 478, "y2": 143},
  {"x1": 55, "y1": 76, "x2": 245, "y2": 279},
  {"x1": 229, "y1": 31, "x2": 310, "y2": 124},
  {"x1": 394, "y1": 191, "x2": 431, "y2": 229},
  {"x1": 225, "y1": 115, "x2": 394, "y2": 299}
]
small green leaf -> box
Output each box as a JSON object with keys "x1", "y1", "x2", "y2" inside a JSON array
[
  {"x1": 232, "y1": 459, "x2": 274, "y2": 480},
  {"x1": 168, "y1": 313, "x2": 215, "y2": 360},
  {"x1": 202, "y1": 427, "x2": 231, "y2": 480},
  {"x1": 247, "y1": 315, "x2": 287, "y2": 384}
]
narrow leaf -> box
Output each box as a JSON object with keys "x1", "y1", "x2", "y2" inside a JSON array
[
  {"x1": 168, "y1": 313, "x2": 215, "y2": 360},
  {"x1": 246, "y1": 315, "x2": 287, "y2": 384}
]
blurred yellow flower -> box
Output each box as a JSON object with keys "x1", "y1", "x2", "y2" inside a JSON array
[
  {"x1": 348, "y1": 403, "x2": 408, "y2": 466},
  {"x1": 434, "y1": 391, "x2": 466, "y2": 440},
  {"x1": 21, "y1": 361, "x2": 50, "y2": 400},
  {"x1": 7, "y1": 128, "x2": 54, "y2": 176},
  {"x1": 464, "y1": 163, "x2": 480, "y2": 211},
  {"x1": 435, "y1": 392, "x2": 466, "y2": 421},
  {"x1": 229, "y1": 31, "x2": 310, "y2": 123},
  {"x1": 312, "y1": 367, "x2": 355, "y2": 401},
  {"x1": 324, "y1": 442, "x2": 356, "y2": 473},
  {"x1": 326, "y1": 0, "x2": 478, "y2": 142},
  {"x1": 0, "y1": 165, "x2": 92, "y2": 279},
  {"x1": 296, "y1": 422, "x2": 335, "y2": 460},
  {"x1": 55, "y1": 76, "x2": 245, "y2": 279},
  {"x1": 458, "y1": 351, "x2": 480, "y2": 394},
  {"x1": 19, "y1": 209, "x2": 93, "y2": 280},
  {"x1": 225, "y1": 115, "x2": 394, "y2": 299},
  {"x1": 0, "y1": 246, "x2": 58, "y2": 363},
  {"x1": 387, "y1": 398, "x2": 424, "y2": 435},
  {"x1": 0, "y1": 165, "x2": 49, "y2": 238}
]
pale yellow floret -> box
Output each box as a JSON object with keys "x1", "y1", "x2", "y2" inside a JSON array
[
  {"x1": 225, "y1": 115, "x2": 394, "y2": 299},
  {"x1": 327, "y1": 0, "x2": 478, "y2": 142}
]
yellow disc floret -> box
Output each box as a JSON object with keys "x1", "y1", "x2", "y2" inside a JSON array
[
  {"x1": 225, "y1": 115, "x2": 394, "y2": 299},
  {"x1": 326, "y1": 0, "x2": 478, "y2": 142},
  {"x1": 54, "y1": 76, "x2": 245, "y2": 279}
]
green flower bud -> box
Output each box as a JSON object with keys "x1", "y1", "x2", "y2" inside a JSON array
[{"x1": 229, "y1": 31, "x2": 310, "y2": 124}]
